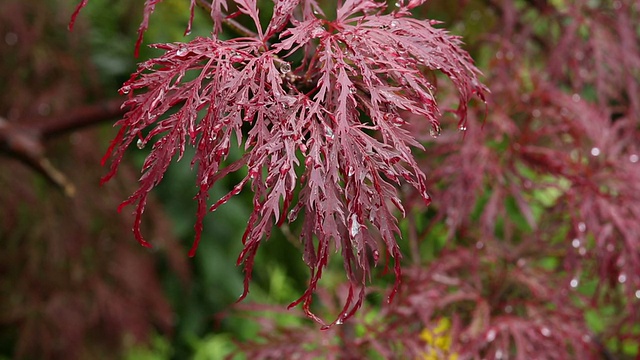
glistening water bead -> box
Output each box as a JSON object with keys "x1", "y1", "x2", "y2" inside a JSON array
[{"x1": 280, "y1": 62, "x2": 291, "y2": 74}]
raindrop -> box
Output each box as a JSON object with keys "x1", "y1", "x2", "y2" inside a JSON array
[
  {"x1": 120, "y1": 85, "x2": 131, "y2": 95},
  {"x1": 395, "y1": 1, "x2": 401, "y2": 7},
  {"x1": 579, "y1": 247, "x2": 587, "y2": 256},
  {"x1": 540, "y1": 327, "x2": 551, "y2": 337},
  {"x1": 572, "y1": 93, "x2": 581, "y2": 102},
  {"x1": 422, "y1": 190, "x2": 431, "y2": 206},
  {"x1": 280, "y1": 163, "x2": 291, "y2": 175},
  {"x1": 349, "y1": 86, "x2": 357, "y2": 94},
  {"x1": 280, "y1": 62, "x2": 292, "y2": 74},
  {"x1": 590, "y1": 147, "x2": 600, "y2": 157},
  {"x1": 390, "y1": 20, "x2": 399, "y2": 29},
  {"x1": 635, "y1": 290, "x2": 640, "y2": 299},
  {"x1": 570, "y1": 278, "x2": 579, "y2": 288},
  {"x1": 486, "y1": 329, "x2": 496, "y2": 342},
  {"x1": 313, "y1": 8, "x2": 320, "y2": 15},
  {"x1": 578, "y1": 222, "x2": 586, "y2": 232},
  {"x1": 532, "y1": 109, "x2": 541, "y2": 117},
  {"x1": 185, "y1": 29, "x2": 192, "y2": 36},
  {"x1": 504, "y1": 305, "x2": 513, "y2": 313},
  {"x1": 336, "y1": 318, "x2": 344, "y2": 325},
  {"x1": 572, "y1": 238, "x2": 581, "y2": 248},
  {"x1": 496, "y1": 349, "x2": 504, "y2": 359},
  {"x1": 430, "y1": 124, "x2": 441, "y2": 138},
  {"x1": 630, "y1": 154, "x2": 639, "y2": 163},
  {"x1": 618, "y1": 273, "x2": 627, "y2": 283},
  {"x1": 350, "y1": 214, "x2": 361, "y2": 238},
  {"x1": 324, "y1": 126, "x2": 334, "y2": 140},
  {"x1": 310, "y1": 26, "x2": 324, "y2": 38},
  {"x1": 373, "y1": 250, "x2": 380, "y2": 263},
  {"x1": 136, "y1": 138, "x2": 145, "y2": 149},
  {"x1": 582, "y1": 334, "x2": 591, "y2": 343},
  {"x1": 458, "y1": 124, "x2": 468, "y2": 131},
  {"x1": 347, "y1": 166, "x2": 355, "y2": 177},
  {"x1": 230, "y1": 53, "x2": 244, "y2": 63},
  {"x1": 5, "y1": 32, "x2": 18, "y2": 46},
  {"x1": 476, "y1": 241, "x2": 484, "y2": 250},
  {"x1": 177, "y1": 46, "x2": 188, "y2": 56},
  {"x1": 249, "y1": 168, "x2": 260, "y2": 179}
]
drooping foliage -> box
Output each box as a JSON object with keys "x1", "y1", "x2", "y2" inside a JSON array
[
  {"x1": 223, "y1": 1, "x2": 640, "y2": 358},
  {"x1": 71, "y1": 0, "x2": 486, "y2": 326}
]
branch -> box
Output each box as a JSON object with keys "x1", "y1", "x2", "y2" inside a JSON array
[
  {"x1": 0, "y1": 99, "x2": 126, "y2": 196},
  {"x1": 194, "y1": 0, "x2": 258, "y2": 38}
]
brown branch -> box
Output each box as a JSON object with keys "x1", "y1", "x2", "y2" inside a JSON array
[{"x1": 0, "y1": 99, "x2": 126, "y2": 196}]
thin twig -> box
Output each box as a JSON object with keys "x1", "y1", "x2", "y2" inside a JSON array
[{"x1": 194, "y1": 0, "x2": 258, "y2": 38}]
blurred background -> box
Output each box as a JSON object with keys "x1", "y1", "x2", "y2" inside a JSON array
[{"x1": 1, "y1": 0, "x2": 639, "y2": 359}]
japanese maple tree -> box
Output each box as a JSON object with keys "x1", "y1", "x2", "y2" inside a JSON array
[
  {"x1": 71, "y1": 0, "x2": 486, "y2": 327},
  {"x1": 222, "y1": 1, "x2": 640, "y2": 359}
]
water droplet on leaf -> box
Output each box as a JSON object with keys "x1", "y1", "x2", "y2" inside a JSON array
[
  {"x1": 572, "y1": 93, "x2": 581, "y2": 102},
  {"x1": 4, "y1": 32, "x2": 18, "y2": 46},
  {"x1": 540, "y1": 327, "x2": 551, "y2": 337},
  {"x1": 629, "y1": 154, "x2": 639, "y2": 163},
  {"x1": 310, "y1": 26, "x2": 324, "y2": 38},
  {"x1": 373, "y1": 250, "x2": 380, "y2": 263},
  {"x1": 230, "y1": 53, "x2": 244, "y2": 63},
  {"x1": 635, "y1": 290, "x2": 640, "y2": 299},
  {"x1": 570, "y1": 278, "x2": 579, "y2": 288},
  {"x1": 458, "y1": 124, "x2": 467, "y2": 131},
  {"x1": 280, "y1": 62, "x2": 291, "y2": 74},
  {"x1": 177, "y1": 46, "x2": 188, "y2": 56},
  {"x1": 280, "y1": 163, "x2": 291, "y2": 175},
  {"x1": 572, "y1": 238, "x2": 580, "y2": 248},
  {"x1": 430, "y1": 124, "x2": 441, "y2": 138},
  {"x1": 618, "y1": 273, "x2": 627, "y2": 283},
  {"x1": 486, "y1": 329, "x2": 496, "y2": 342},
  {"x1": 350, "y1": 214, "x2": 361, "y2": 238},
  {"x1": 578, "y1": 222, "x2": 586, "y2": 232},
  {"x1": 324, "y1": 126, "x2": 334, "y2": 140},
  {"x1": 121, "y1": 85, "x2": 131, "y2": 95},
  {"x1": 136, "y1": 138, "x2": 145, "y2": 149},
  {"x1": 590, "y1": 147, "x2": 600, "y2": 157}
]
